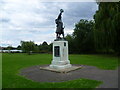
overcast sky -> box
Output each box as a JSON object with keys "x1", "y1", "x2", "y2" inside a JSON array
[{"x1": 0, "y1": 0, "x2": 98, "y2": 47}]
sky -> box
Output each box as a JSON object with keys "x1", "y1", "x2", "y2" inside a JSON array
[{"x1": 0, "y1": 0, "x2": 98, "y2": 47}]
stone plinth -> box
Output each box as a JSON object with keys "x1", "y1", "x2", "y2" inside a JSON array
[{"x1": 50, "y1": 40, "x2": 71, "y2": 69}]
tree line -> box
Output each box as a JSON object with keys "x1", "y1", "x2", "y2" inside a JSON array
[
  {"x1": 20, "y1": 41, "x2": 52, "y2": 54},
  {"x1": 3, "y1": 2, "x2": 119, "y2": 55},
  {"x1": 66, "y1": 2, "x2": 119, "y2": 55},
  {"x1": 1, "y1": 41, "x2": 52, "y2": 54}
]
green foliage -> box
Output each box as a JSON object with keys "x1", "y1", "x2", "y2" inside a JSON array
[
  {"x1": 94, "y1": 2, "x2": 120, "y2": 54},
  {"x1": 66, "y1": 34, "x2": 75, "y2": 53},
  {"x1": 4, "y1": 46, "x2": 17, "y2": 50},
  {"x1": 42, "y1": 41, "x2": 48, "y2": 46},
  {"x1": 21, "y1": 41, "x2": 35, "y2": 54},
  {"x1": 34, "y1": 44, "x2": 39, "y2": 53},
  {"x1": 66, "y1": 19, "x2": 95, "y2": 54},
  {"x1": 38, "y1": 41, "x2": 52, "y2": 53},
  {"x1": 20, "y1": 41, "x2": 52, "y2": 54},
  {"x1": 74, "y1": 19, "x2": 95, "y2": 53},
  {"x1": 17, "y1": 45, "x2": 21, "y2": 50},
  {"x1": 6, "y1": 46, "x2": 12, "y2": 50}
]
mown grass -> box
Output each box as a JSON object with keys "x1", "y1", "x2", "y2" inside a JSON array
[
  {"x1": 70, "y1": 54, "x2": 119, "y2": 70},
  {"x1": 2, "y1": 53, "x2": 119, "y2": 88}
]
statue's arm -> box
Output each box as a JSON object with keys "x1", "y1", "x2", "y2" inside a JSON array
[{"x1": 57, "y1": 12, "x2": 62, "y2": 20}]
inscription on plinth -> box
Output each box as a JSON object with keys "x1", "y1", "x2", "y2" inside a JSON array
[{"x1": 54, "y1": 46, "x2": 60, "y2": 57}]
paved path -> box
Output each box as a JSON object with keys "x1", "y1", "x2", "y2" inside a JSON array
[{"x1": 20, "y1": 65, "x2": 118, "y2": 88}]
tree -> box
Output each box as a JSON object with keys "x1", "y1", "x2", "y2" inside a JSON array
[
  {"x1": 73, "y1": 19, "x2": 95, "y2": 53},
  {"x1": 21, "y1": 41, "x2": 35, "y2": 54},
  {"x1": 94, "y1": 2, "x2": 120, "y2": 54},
  {"x1": 6, "y1": 45, "x2": 12, "y2": 53},
  {"x1": 42, "y1": 41, "x2": 48, "y2": 46},
  {"x1": 34, "y1": 44, "x2": 39, "y2": 53},
  {"x1": 38, "y1": 41, "x2": 50, "y2": 53},
  {"x1": 66, "y1": 34, "x2": 75, "y2": 54},
  {"x1": 17, "y1": 45, "x2": 21, "y2": 50},
  {"x1": 48, "y1": 43, "x2": 52, "y2": 53}
]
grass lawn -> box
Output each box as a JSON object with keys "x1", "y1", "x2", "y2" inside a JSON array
[{"x1": 2, "y1": 53, "x2": 119, "y2": 88}]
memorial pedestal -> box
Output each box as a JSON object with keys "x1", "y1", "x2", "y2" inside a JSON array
[{"x1": 50, "y1": 40, "x2": 71, "y2": 69}]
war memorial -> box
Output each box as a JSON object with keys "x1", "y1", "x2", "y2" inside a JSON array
[{"x1": 39, "y1": 9, "x2": 81, "y2": 73}]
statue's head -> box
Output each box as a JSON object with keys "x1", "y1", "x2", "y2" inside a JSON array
[{"x1": 60, "y1": 9, "x2": 64, "y2": 13}]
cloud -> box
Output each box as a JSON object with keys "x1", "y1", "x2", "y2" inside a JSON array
[{"x1": 0, "y1": 0, "x2": 98, "y2": 47}]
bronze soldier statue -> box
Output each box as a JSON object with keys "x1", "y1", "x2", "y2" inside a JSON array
[{"x1": 55, "y1": 9, "x2": 65, "y2": 39}]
